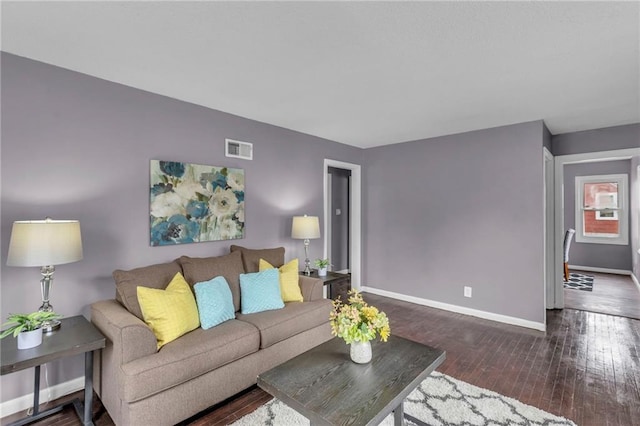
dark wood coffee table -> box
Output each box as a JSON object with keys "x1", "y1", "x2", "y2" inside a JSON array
[{"x1": 257, "y1": 335, "x2": 445, "y2": 425}]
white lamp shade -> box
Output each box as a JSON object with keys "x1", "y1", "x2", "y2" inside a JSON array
[
  {"x1": 7, "y1": 219, "x2": 83, "y2": 267},
  {"x1": 291, "y1": 215, "x2": 320, "y2": 239}
]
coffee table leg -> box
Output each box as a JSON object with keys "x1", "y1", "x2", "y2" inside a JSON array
[
  {"x1": 404, "y1": 412, "x2": 429, "y2": 426},
  {"x1": 394, "y1": 402, "x2": 404, "y2": 425}
]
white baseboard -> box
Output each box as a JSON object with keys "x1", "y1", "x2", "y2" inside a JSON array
[
  {"x1": 0, "y1": 376, "x2": 83, "y2": 418},
  {"x1": 361, "y1": 286, "x2": 546, "y2": 332},
  {"x1": 569, "y1": 265, "x2": 632, "y2": 275}
]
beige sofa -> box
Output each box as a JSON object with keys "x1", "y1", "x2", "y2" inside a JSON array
[{"x1": 91, "y1": 246, "x2": 333, "y2": 425}]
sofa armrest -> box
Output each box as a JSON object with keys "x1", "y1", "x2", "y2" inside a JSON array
[
  {"x1": 91, "y1": 299, "x2": 158, "y2": 424},
  {"x1": 91, "y1": 299, "x2": 157, "y2": 364},
  {"x1": 299, "y1": 275, "x2": 324, "y2": 301}
]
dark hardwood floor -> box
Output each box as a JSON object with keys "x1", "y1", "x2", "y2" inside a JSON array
[
  {"x1": 564, "y1": 270, "x2": 640, "y2": 320},
  {"x1": 3, "y1": 292, "x2": 639, "y2": 426}
]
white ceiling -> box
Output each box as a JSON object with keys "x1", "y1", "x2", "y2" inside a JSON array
[{"x1": 2, "y1": 1, "x2": 639, "y2": 148}]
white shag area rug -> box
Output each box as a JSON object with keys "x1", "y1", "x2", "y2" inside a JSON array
[{"x1": 231, "y1": 372, "x2": 577, "y2": 426}]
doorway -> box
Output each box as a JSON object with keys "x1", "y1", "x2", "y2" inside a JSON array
[
  {"x1": 327, "y1": 167, "x2": 351, "y2": 273},
  {"x1": 552, "y1": 147, "x2": 640, "y2": 309},
  {"x1": 323, "y1": 159, "x2": 362, "y2": 290}
]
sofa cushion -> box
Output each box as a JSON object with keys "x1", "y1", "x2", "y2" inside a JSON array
[
  {"x1": 179, "y1": 251, "x2": 244, "y2": 312},
  {"x1": 137, "y1": 272, "x2": 200, "y2": 349},
  {"x1": 119, "y1": 319, "x2": 260, "y2": 403},
  {"x1": 239, "y1": 269, "x2": 285, "y2": 314},
  {"x1": 194, "y1": 276, "x2": 235, "y2": 329},
  {"x1": 230, "y1": 245, "x2": 285, "y2": 273},
  {"x1": 236, "y1": 299, "x2": 332, "y2": 349},
  {"x1": 113, "y1": 260, "x2": 182, "y2": 320},
  {"x1": 259, "y1": 259, "x2": 303, "y2": 302}
]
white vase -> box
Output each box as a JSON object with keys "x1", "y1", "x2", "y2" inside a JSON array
[
  {"x1": 17, "y1": 328, "x2": 43, "y2": 350},
  {"x1": 318, "y1": 267, "x2": 327, "y2": 276},
  {"x1": 350, "y1": 340, "x2": 372, "y2": 364}
]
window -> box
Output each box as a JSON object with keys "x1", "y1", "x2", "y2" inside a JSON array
[{"x1": 575, "y1": 174, "x2": 628, "y2": 245}]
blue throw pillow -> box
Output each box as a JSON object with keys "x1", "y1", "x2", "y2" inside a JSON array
[
  {"x1": 239, "y1": 269, "x2": 285, "y2": 314},
  {"x1": 193, "y1": 276, "x2": 236, "y2": 329}
]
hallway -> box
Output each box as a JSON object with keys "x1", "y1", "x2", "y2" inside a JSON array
[{"x1": 563, "y1": 271, "x2": 640, "y2": 320}]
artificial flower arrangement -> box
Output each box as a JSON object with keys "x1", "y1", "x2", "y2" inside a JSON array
[{"x1": 329, "y1": 290, "x2": 390, "y2": 344}]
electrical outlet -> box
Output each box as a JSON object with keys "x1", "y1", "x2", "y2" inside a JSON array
[{"x1": 464, "y1": 286, "x2": 472, "y2": 298}]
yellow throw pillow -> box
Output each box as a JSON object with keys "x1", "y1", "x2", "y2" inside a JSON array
[
  {"x1": 259, "y1": 258, "x2": 304, "y2": 302},
  {"x1": 137, "y1": 272, "x2": 200, "y2": 349}
]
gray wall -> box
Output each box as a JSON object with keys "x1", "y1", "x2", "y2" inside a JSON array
[
  {"x1": 362, "y1": 121, "x2": 546, "y2": 324},
  {"x1": 551, "y1": 123, "x2": 640, "y2": 156},
  {"x1": 0, "y1": 53, "x2": 363, "y2": 401},
  {"x1": 563, "y1": 160, "x2": 632, "y2": 270},
  {"x1": 543, "y1": 122, "x2": 552, "y2": 153}
]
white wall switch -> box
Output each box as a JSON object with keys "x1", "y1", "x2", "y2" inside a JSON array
[{"x1": 464, "y1": 286, "x2": 472, "y2": 298}]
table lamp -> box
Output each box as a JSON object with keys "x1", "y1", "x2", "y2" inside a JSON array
[
  {"x1": 6, "y1": 218, "x2": 83, "y2": 332},
  {"x1": 291, "y1": 215, "x2": 320, "y2": 275}
]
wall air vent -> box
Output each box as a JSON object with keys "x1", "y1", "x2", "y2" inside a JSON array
[{"x1": 225, "y1": 139, "x2": 253, "y2": 160}]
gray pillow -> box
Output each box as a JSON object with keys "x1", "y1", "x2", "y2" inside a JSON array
[
  {"x1": 229, "y1": 245, "x2": 285, "y2": 273},
  {"x1": 113, "y1": 261, "x2": 182, "y2": 320},
  {"x1": 179, "y1": 251, "x2": 244, "y2": 312}
]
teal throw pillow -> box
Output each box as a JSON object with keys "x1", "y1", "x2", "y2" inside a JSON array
[
  {"x1": 193, "y1": 276, "x2": 235, "y2": 329},
  {"x1": 239, "y1": 269, "x2": 285, "y2": 314}
]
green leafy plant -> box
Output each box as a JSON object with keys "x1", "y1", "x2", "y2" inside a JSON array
[
  {"x1": 0, "y1": 312, "x2": 62, "y2": 339},
  {"x1": 329, "y1": 290, "x2": 390, "y2": 344},
  {"x1": 314, "y1": 258, "x2": 330, "y2": 269}
]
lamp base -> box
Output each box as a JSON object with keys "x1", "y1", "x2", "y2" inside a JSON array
[
  {"x1": 303, "y1": 239, "x2": 312, "y2": 275},
  {"x1": 40, "y1": 319, "x2": 61, "y2": 333},
  {"x1": 39, "y1": 266, "x2": 62, "y2": 332}
]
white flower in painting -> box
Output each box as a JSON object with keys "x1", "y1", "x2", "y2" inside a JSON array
[
  {"x1": 151, "y1": 192, "x2": 185, "y2": 218},
  {"x1": 216, "y1": 217, "x2": 240, "y2": 240},
  {"x1": 209, "y1": 187, "x2": 239, "y2": 218},
  {"x1": 174, "y1": 181, "x2": 211, "y2": 203},
  {"x1": 236, "y1": 201, "x2": 245, "y2": 223},
  {"x1": 227, "y1": 170, "x2": 244, "y2": 192}
]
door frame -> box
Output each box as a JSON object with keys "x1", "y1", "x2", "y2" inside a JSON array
[
  {"x1": 326, "y1": 172, "x2": 333, "y2": 270},
  {"x1": 544, "y1": 147, "x2": 554, "y2": 310},
  {"x1": 553, "y1": 147, "x2": 640, "y2": 308},
  {"x1": 323, "y1": 159, "x2": 362, "y2": 290}
]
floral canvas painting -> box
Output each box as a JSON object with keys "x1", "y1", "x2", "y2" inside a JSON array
[{"x1": 150, "y1": 160, "x2": 245, "y2": 246}]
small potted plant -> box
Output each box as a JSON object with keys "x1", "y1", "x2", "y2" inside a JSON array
[
  {"x1": 0, "y1": 311, "x2": 62, "y2": 349},
  {"x1": 329, "y1": 290, "x2": 390, "y2": 363},
  {"x1": 314, "y1": 258, "x2": 331, "y2": 276}
]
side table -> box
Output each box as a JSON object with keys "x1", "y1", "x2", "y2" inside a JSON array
[
  {"x1": 301, "y1": 270, "x2": 351, "y2": 301},
  {"x1": 1, "y1": 315, "x2": 106, "y2": 426}
]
